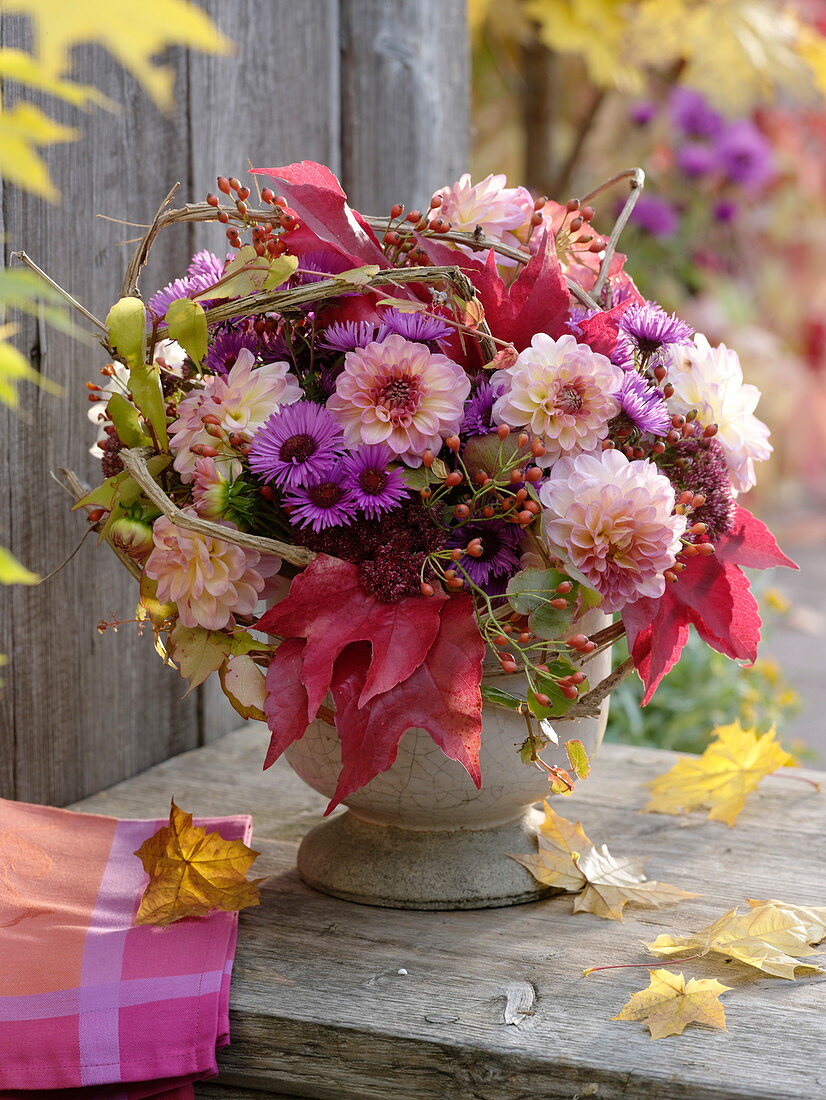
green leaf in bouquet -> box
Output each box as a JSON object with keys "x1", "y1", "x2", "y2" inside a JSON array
[
  {"x1": 169, "y1": 623, "x2": 258, "y2": 693},
  {"x1": 480, "y1": 683, "x2": 524, "y2": 711},
  {"x1": 529, "y1": 599, "x2": 574, "y2": 641},
  {"x1": 400, "y1": 457, "x2": 448, "y2": 490},
  {"x1": 565, "y1": 738, "x2": 590, "y2": 780},
  {"x1": 528, "y1": 658, "x2": 590, "y2": 720},
  {"x1": 375, "y1": 297, "x2": 429, "y2": 313},
  {"x1": 106, "y1": 296, "x2": 147, "y2": 370},
  {"x1": 194, "y1": 245, "x2": 297, "y2": 300},
  {"x1": 334, "y1": 264, "x2": 380, "y2": 286},
  {"x1": 106, "y1": 392, "x2": 150, "y2": 448},
  {"x1": 128, "y1": 364, "x2": 168, "y2": 449},
  {"x1": 506, "y1": 566, "x2": 568, "y2": 615},
  {"x1": 462, "y1": 432, "x2": 532, "y2": 487},
  {"x1": 164, "y1": 297, "x2": 207, "y2": 365},
  {"x1": 73, "y1": 469, "x2": 131, "y2": 511}
]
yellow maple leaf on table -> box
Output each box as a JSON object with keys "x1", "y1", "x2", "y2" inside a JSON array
[
  {"x1": 134, "y1": 801, "x2": 263, "y2": 927},
  {"x1": 0, "y1": 0, "x2": 231, "y2": 109},
  {"x1": 613, "y1": 969, "x2": 730, "y2": 1040},
  {"x1": 644, "y1": 722, "x2": 796, "y2": 827},
  {"x1": 510, "y1": 802, "x2": 697, "y2": 920},
  {"x1": 747, "y1": 899, "x2": 826, "y2": 946},
  {"x1": 646, "y1": 903, "x2": 825, "y2": 980}
]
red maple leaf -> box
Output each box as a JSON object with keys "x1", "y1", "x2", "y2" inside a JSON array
[
  {"x1": 417, "y1": 231, "x2": 569, "y2": 351},
  {"x1": 262, "y1": 638, "x2": 309, "y2": 769},
  {"x1": 622, "y1": 506, "x2": 797, "y2": 704},
  {"x1": 575, "y1": 300, "x2": 633, "y2": 358},
  {"x1": 325, "y1": 595, "x2": 485, "y2": 811},
  {"x1": 256, "y1": 555, "x2": 445, "y2": 717},
  {"x1": 251, "y1": 160, "x2": 387, "y2": 267}
]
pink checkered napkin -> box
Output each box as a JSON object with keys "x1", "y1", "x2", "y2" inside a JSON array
[{"x1": 0, "y1": 797, "x2": 252, "y2": 1099}]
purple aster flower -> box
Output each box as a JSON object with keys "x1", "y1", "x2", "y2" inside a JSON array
[
  {"x1": 616, "y1": 372, "x2": 671, "y2": 437},
  {"x1": 713, "y1": 199, "x2": 738, "y2": 223},
  {"x1": 670, "y1": 88, "x2": 724, "y2": 139},
  {"x1": 148, "y1": 277, "x2": 196, "y2": 319},
  {"x1": 341, "y1": 444, "x2": 409, "y2": 519},
  {"x1": 294, "y1": 250, "x2": 355, "y2": 285},
  {"x1": 618, "y1": 302, "x2": 694, "y2": 361},
  {"x1": 249, "y1": 401, "x2": 345, "y2": 488},
  {"x1": 320, "y1": 320, "x2": 379, "y2": 352},
  {"x1": 378, "y1": 308, "x2": 453, "y2": 343},
  {"x1": 447, "y1": 520, "x2": 524, "y2": 593},
  {"x1": 676, "y1": 141, "x2": 717, "y2": 178},
  {"x1": 629, "y1": 100, "x2": 656, "y2": 126},
  {"x1": 714, "y1": 121, "x2": 774, "y2": 190},
  {"x1": 205, "y1": 327, "x2": 261, "y2": 375},
  {"x1": 460, "y1": 380, "x2": 504, "y2": 437},
  {"x1": 629, "y1": 194, "x2": 679, "y2": 239},
  {"x1": 187, "y1": 249, "x2": 225, "y2": 283},
  {"x1": 283, "y1": 463, "x2": 359, "y2": 532}
]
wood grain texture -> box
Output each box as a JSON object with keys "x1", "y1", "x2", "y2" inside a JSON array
[
  {"x1": 73, "y1": 731, "x2": 826, "y2": 1100},
  {"x1": 0, "y1": 25, "x2": 200, "y2": 805},
  {"x1": 340, "y1": 0, "x2": 469, "y2": 212}
]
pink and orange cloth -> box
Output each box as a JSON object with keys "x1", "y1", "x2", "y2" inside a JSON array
[{"x1": 0, "y1": 797, "x2": 250, "y2": 1099}]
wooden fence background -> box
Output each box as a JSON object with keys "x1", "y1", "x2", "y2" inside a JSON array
[{"x1": 0, "y1": 0, "x2": 469, "y2": 806}]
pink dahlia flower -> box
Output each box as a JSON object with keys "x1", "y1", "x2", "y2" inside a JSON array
[
  {"x1": 666, "y1": 334, "x2": 771, "y2": 493},
  {"x1": 327, "y1": 334, "x2": 470, "y2": 465},
  {"x1": 170, "y1": 348, "x2": 301, "y2": 482},
  {"x1": 144, "y1": 514, "x2": 280, "y2": 631},
  {"x1": 192, "y1": 456, "x2": 231, "y2": 518},
  {"x1": 539, "y1": 449, "x2": 687, "y2": 613},
  {"x1": 429, "y1": 173, "x2": 534, "y2": 262},
  {"x1": 491, "y1": 333, "x2": 623, "y2": 460}
]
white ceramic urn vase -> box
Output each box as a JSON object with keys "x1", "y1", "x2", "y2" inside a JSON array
[{"x1": 285, "y1": 610, "x2": 612, "y2": 910}]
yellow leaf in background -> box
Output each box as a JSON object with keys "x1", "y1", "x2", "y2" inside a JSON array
[
  {"x1": 643, "y1": 722, "x2": 796, "y2": 827},
  {"x1": 0, "y1": 0, "x2": 232, "y2": 109},
  {"x1": 613, "y1": 969, "x2": 730, "y2": 1040},
  {"x1": 0, "y1": 47, "x2": 116, "y2": 109},
  {"x1": 0, "y1": 102, "x2": 76, "y2": 202},
  {"x1": 572, "y1": 845, "x2": 697, "y2": 922},
  {"x1": 134, "y1": 800, "x2": 263, "y2": 926},
  {"x1": 510, "y1": 803, "x2": 697, "y2": 920},
  {"x1": 0, "y1": 544, "x2": 38, "y2": 585},
  {"x1": 524, "y1": 0, "x2": 643, "y2": 93},
  {"x1": 646, "y1": 903, "x2": 825, "y2": 980}
]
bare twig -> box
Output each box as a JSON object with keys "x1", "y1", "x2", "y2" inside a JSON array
[
  {"x1": 53, "y1": 467, "x2": 142, "y2": 580},
  {"x1": 555, "y1": 656, "x2": 636, "y2": 721},
  {"x1": 10, "y1": 251, "x2": 107, "y2": 333},
  {"x1": 118, "y1": 448, "x2": 316, "y2": 567},
  {"x1": 592, "y1": 168, "x2": 645, "y2": 301},
  {"x1": 120, "y1": 183, "x2": 181, "y2": 298}
]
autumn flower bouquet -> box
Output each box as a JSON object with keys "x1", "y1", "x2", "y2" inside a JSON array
[{"x1": 60, "y1": 160, "x2": 792, "y2": 816}]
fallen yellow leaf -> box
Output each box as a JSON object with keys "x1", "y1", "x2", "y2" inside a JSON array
[
  {"x1": 613, "y1": 969, "x2": 730, "y2": 1039},
  {"x1": 643, "y1": 722, "x2": 796, "y2": 827},
  {"x1": 510, "y1": 803, "x2": 697, "y2": 920},
  {"x1": 572, "y1": 845, "x2": 698, "y2": 922},
  {"x1": 646, "y1": 903, "x2": 825, "y2": 980},
  {"x1": 134, "y1": 800, "x2": 263, "y2": 926},
  {"x1": 746, "y1": 899, "x2": 826, "y2": 945}
]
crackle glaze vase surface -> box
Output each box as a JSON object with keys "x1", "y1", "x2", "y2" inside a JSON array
[{"x1": 285, "y1": 610, "x2": 612, "y2": 911}]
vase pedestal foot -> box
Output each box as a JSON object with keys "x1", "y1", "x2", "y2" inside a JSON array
[{"x1": 296, "y1": 805, "x2": 554, "y2": 911}]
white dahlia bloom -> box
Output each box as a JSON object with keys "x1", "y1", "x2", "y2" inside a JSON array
[
  {"x1": 540, "y1": 449, "x2": 687, "y2": 613},
  {"x1": 666, "y1": 334, "x2": 771, "y2": 493},
  {"x1": 491, "y1": 333, "x2": 624, "y2": 460}
]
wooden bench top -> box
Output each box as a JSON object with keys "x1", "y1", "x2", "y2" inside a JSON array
[{"x1": 72, "y1": 725, "x2": 826, "y2": 1100}]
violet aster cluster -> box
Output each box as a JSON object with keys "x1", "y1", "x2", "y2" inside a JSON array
[
  {"x1": 378, "y1": 308, "x2": 453, "y2": 343},
  {"x1": 148, "y1": 249, "x2": 225, "y2": 318},
  {"x1": 617, "y1": 303, "x2": 694, "y2": 361},
  {"x1": 341, "y1": 444, "x2": 410, "y2": 519},
  {"x1": 249, "y1": 401, "x2": 345, "y2": 488},
  {"x1": 447, "y1": 520, "x2": 524, "y2": 595},
  {"x1": 616, "y1": 371, "x2": 671, "y2": 437}
]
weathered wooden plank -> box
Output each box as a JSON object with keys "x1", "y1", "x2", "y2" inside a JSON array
[
  {"x1": 340, "y1": 0, "x2": 469, "y2": 212},
  {"x1": 185, "y1": 0, "x2": 342, "y2": 744},
  {"x1": 73, "y1": 731, "x2": 826, "y2": 1100},
  {"x1": 0, "y1": 27, "x2": 201, "y2": 805}
]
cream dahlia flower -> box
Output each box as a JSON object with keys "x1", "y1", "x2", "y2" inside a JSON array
[
  {"x1": 170, "y1": 348, "x2": 301, "y2": 481},
  {"x1": 430, "y1": 173, "x2": 534, "y2": 261},
  {"x1": 666, "y1": 334, "x2": 771, "y2": 493},
  {"x1": 540, "y1": 449, "x2": 687, "y2": 613},
  {"x1": 144, "y1": 513, "x2": 279, "y2": 631},
  {"x1": 327, "y1": 334, "x2": 470, "y2": 465},
  {"x1": 491, "y1": 333, "x2": 623, "y2": 460}
]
